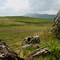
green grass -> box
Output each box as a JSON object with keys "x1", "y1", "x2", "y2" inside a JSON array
[
  {"x1": 0, "y1": 16, "x2": 52, "y2": 27},
  {"x1": 29, "y1": 56, "x2": 56, "y2": 60},
  {"x1": 0, "y1": 16, "x2": 60, "y2": 60}
]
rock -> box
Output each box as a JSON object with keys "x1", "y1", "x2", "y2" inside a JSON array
[
  {"x1": 27, "y1": 46, "x2": 51, "y2": 58},
  {"x1": 0, "y1": 39, "x2": 24, "y2": 60},
  {"x1": 20, "y1": 44, "x2": 32, "y2": 50},
  {"x1": 23, "y1": 36, "x2": 31, "y2": 44},
  {"x1": 23, "y1": 34, "x2": 40, "y2": 44},
  {"x1": 28, "y1": 34, "x2": 40, "y2": 44},
  {"x1": 51, "y1": 10, "x2": 60, "y2": 39},
  {"x1": 20, "y1": 44, "x2": 40, "y2": 51},
  {"x1": 20, "y1": 34, "x2": 40, "y2": 49}
]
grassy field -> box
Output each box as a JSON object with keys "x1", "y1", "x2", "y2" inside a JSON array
[{"x1": 0, "y1": 16, "x2": 60, "y2": 60}]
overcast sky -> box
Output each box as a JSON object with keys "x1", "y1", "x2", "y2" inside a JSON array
[{"x1": 0, "y1": 0, "x2": 60, "y2": 16}]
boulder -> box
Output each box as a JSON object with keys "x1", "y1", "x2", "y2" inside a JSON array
[
  {"x1": 23, "y1": 34, "x2": 40, "y2": 44},
  {"x1": 0, "y1": 39, "x2": 24, "y2": 60},
  {"x1": 51, "y1": 10, "x2": 60, "y2": 39},
  {"x1": 27, "y1": 46, "x2": 51, "y2": 58}
]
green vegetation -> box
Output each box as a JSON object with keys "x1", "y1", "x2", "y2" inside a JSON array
[{"x1": 0, "y1": 16, "x2": 60, "y2": 60}]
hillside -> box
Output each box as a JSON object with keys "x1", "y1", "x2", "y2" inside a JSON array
[
  {"x1": 24, "y1": 13, "x2": 55, "y2": 19},
  {"x1": 0, "y1": 16, "x2": 60, "y2": 60}
]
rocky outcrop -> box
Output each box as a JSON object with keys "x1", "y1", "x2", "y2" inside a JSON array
[
  {"x1": 20, "y1": 34, "x2": 40, "y2": 49},
  {"x1": 23, "y1": 34, "x2": 40, "y2": 44},
  {"x1": 51, "y1": 10, "x2": 60, "y2": 39},
  {"x1": 0, "y1": 39, "x2": 24, "y2": 60},
  {"x1": 27, "y1": 46, "x2": 51, "y2": 58}
]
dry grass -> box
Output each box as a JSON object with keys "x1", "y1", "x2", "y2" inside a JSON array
[{"x1": 0, "y1": 26, "x2": 51, "y2": 33}]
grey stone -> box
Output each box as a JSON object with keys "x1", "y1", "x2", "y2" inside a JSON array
[
  {"x1": 23, "y1": 34, "x2": 40, "y2": 44},
  {"x1": 27, "y1": 46, "x2": 51, "y2": 58},
  {"x1": 0, "y1": 39, "x2": 24, "y2": 60},
  {"x1": 20, "y1": 44, "x2": 32, "y2": 50},
  {"x1": 51, "y1": 10, "x2": 60, "y2": 39}
]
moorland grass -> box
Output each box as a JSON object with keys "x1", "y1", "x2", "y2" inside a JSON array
[{"x1": 0, "y1": 16, "x2": 60, "y2": 60}]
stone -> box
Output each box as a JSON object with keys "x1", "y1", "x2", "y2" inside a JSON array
[
  {"x1": 20, "y1": 44, "x2": 32, "y2": 50},
  {"x1": 23, "y1": 36, "x2": 31, "y2": 44},
  {"x1": 27, "y1": 46, "x2": 51, "y2": 58},
  {"x1": 51, "y1": 10, "x2": 60, "y2": 39},
  {"x1": 23, "y1": 34, "x2": 40, "y2": 44},
  {"x1": 0, "y1": 39, "x2": 24, "y2": 60}
]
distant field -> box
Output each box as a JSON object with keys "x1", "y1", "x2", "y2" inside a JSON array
[
  {"x1": 0, "y1": 16, "x2": 60, "y2": 60},
  {"x1": 0, "y1": 16, "x2": 52, "y2": 42},
  {"x1": 0, "y1": 16, "x2": 52, "y2": 27}
]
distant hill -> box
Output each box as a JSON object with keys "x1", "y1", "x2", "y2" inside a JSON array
[{"x1": 24, "y1": 13, "x2": 55, "y2": 19}]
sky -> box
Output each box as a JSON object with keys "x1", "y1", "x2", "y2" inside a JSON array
[{"x1": 0, "y1": 0, "x2": 60, "y2": 16}]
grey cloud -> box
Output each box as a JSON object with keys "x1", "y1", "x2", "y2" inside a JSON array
[
  {"x1": 28, "y1": 0, "x2": 60, "y2": 12},
  {"x1": 0, "y1": 0, "x2": 60, "y2": 16}
]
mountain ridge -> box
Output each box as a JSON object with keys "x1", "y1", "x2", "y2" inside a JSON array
[{"x1": 24, "y1": 13, "x2": 55, "y2": 19}]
